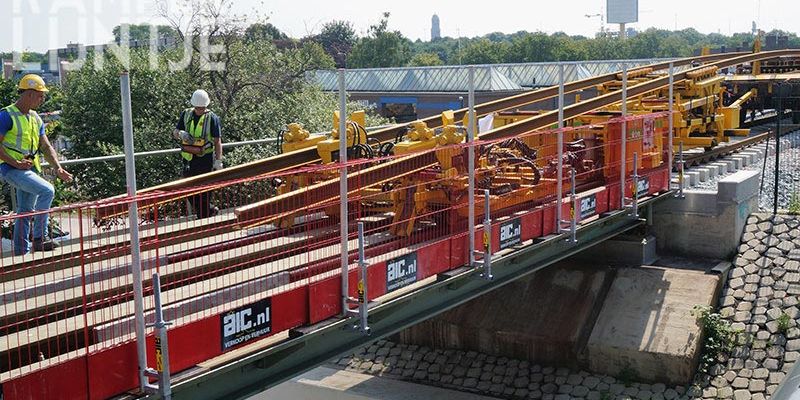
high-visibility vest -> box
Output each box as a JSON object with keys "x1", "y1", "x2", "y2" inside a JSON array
[
  {"x1": 1, "y1": 104, "x2": 42, "y2": 172},
  {"x1": 181, "y1": 108, "x2": 215, "y2": 161}
]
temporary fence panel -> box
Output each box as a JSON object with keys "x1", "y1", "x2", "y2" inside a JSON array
[{"x1": 0, "y1": 111, "x2": 672, "y2": 400}]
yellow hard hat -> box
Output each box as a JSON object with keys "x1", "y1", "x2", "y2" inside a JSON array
[{"x1": 18, "y1": 74, "x2": 49, "y2": 92}]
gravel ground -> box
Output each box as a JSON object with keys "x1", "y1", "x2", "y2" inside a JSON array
[
  {"x1": 757, "y1": 131, "x2": 800, "y2": 211},
  {"x1": 684, "y1": 129, "x2": 800, "y2": 211}
]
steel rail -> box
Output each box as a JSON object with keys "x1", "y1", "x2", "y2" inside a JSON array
[
  {"x1": 90, "y1": 52, "x2": 746, "y2": 220},
  {"x1": 129, "y1": 52, "x2": 745, "y2": 195},
  {"x1": 682, "y1": 124, "x2": 799, "y2": 168},
  {"x1": 234, "y1": 50, "x2": 800, "y2": 223}
]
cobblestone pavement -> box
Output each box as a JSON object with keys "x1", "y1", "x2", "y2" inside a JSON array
[
  {"x1": 335, "y1": 341, "x2": 685, "y2": 400},
  {"x1": 334, "y1": 213, "x2": 799, "y2": 400}
]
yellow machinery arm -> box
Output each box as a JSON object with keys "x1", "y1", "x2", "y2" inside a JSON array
[{"x1": 721, "y1": 88, "x2": 757, "y2": 133}]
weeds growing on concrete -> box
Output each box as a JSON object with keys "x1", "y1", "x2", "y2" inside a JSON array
[
  {"x1": 692, "y1": 305, "x2": 740, "y2": 375},
  {"x1": 789, "y1": 192, "x2": 800, "y2": 215},
  {"x1": 778, "y1": 312, "x2": 792, "y2": 334},
  {"x1": 617, "y1": 365, "x2": 639, "y2": 387}
]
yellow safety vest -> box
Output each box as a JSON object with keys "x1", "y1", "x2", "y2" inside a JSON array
[
  {"x1": 1, "y1": 104, "x2": 42, "y2": 172},
  {"x1": 181, "y1": 108, "x2": 214, "y2": 161}
]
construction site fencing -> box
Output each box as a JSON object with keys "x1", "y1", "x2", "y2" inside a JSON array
[
  {"x1": 765, "y1": 106, "x2": 800, "y2": 213},
  {"x1": 0, "y1": 111, "x2": 672, "y2": 400}
]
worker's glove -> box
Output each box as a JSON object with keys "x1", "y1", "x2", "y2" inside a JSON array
[
  {"x1": 178, "y1": 130, "x2": 192, "y2": 143},
  {"x1": 213, "y1": 158, "x2": 223, "y2": 171}
]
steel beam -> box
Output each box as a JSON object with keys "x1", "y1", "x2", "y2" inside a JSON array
[{"x1": 161, "y1": 202, "x2": 653, "y2": 400}]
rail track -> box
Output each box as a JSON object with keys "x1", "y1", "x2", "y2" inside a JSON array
[{"x1": 682, "y1": 121, "x2": 800, "y2": 168}]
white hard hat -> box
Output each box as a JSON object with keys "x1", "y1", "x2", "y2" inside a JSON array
[{"x1": 191, "y1": 89, "x2": 210, "y2": 107}]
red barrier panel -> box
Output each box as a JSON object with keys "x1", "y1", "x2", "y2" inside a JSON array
[{"x1": 2, "y1": 357, "x2": 88, "y2": 400}]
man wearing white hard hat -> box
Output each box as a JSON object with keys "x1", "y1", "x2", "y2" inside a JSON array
[
  {"x1": 0, "y1": 74, "x2": 73, "y2": 255},
  {"x1": 172, "y1": 89, "x2": 223, "y2": 218}
]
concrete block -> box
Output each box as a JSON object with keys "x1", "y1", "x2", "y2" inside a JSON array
[
  {"x1": 711, "y1": 162, "x2": 728, "y2": 175},
  {"x1": 736, "y1": 154, "x2": 752, "y2": 166},
  {"x1": 728, "y1": 156, "x2": 744, "y2": 169},
  {"x1": 722, "y1": 158, "x2": 738, "y2": 172},
  {"x1": 653, "y1": 170, "x2": 760, "y2": 259},
  {"x1": 670, "y1": 177, "x2": 690, "y2": 189},
  {"x1": 692, "y1": 167, "x2": 710, "y2": 182},
  {"x1": 717, "y1": 170, "x2": 761, "y2": 203},
  {"x1": 585, "y1": 266, "x2": 720, "y2": 384},
  {"x1": 576, "y1": 235, "x2": 657, "y2": 266},
  {"x1": 399, "y1": 263, "x2": 614, "y2": 367},
  {"x1": 685, "y1": 171, "x2": 699, "y2": 186},
  {"x1": 704, "y1": 164, "x2": 720, "y2": 177},
  {"x1": 741, "y1": 151, "x2": 760, "y2": 163},
  {"x1": 738, "y1": 152, "x2": 755, "y2": 165},
  {"x1": 659, "y1": 190, "x2": 719, "y2": 214}
]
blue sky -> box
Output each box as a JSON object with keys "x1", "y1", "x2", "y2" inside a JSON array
[{"x1": 2, "y1": 0, "x2": 797, "y2": 53}]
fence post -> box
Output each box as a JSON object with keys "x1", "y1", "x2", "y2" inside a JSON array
[
  {"x1": 568, "y1": 168, "x2": 577, "y2": 243},
  {"x1": 120, "y1": 71, "x2": 149, "y2": 393},
  {"x1": 78, "y1": 207, "x2": 91, "y2": 392},
  {"x1": 668, "y1": 62, "x2": 675, "y2": 174},
  {"x1": 338, "y1": 69, "x2": 349, "y2": 317},
  {"x1": 481, "y1": 189, "x2": 493, "y2": 280},
  {"x1": 620, "y1": 64, "x2": 628, "y2": 209},
  {"x1": 774, "y1": 95, "x2": 782, "y2": 214},
  {"x1": 556, "y1": 64, "x2": 565, "y2": 233},
  {"x1": 468, "y1": 66, "x2": 477, "y2": 268},
  {"x1": 677, "y1": 142, "x2": 685, "y2": 198},
  {"x1": 632, "y1": 152, "x2": 639, "y2": 217},
  {"x1": 356, "y1": 222, "x2": 370, "y2": 334},
  {"x1": 144, "y1": 273, "x2": 172, "y2": 399}
]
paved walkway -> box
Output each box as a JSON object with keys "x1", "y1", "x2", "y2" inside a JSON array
[{"x1": 256, "y1": 366, "x2": 502, "y2": 400}]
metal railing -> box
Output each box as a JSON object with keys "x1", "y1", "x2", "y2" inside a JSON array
[{"x1": 43, "y1": 124, "x2": 397, "y2": 168}]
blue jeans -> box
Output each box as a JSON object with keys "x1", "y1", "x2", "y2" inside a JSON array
[{"x1": 3, "y1": 168, "x2": 54, "y2": 255}]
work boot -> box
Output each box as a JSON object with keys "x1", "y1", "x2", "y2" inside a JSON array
[
  {"x1": 51, "y1": 225, "x2": 70, "y2": 240},
  {"x1": 32, "y1": 238, "x2": 59, "y2": 252}
]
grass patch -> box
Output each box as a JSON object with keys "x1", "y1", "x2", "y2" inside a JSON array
[{"x1": 692, "y1": 305, "x2": 741, "y2": 375}]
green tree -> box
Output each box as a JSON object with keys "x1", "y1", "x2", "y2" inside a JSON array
[
  {"x1": 457, "y1": 39, "x2": 508, "y2": 64},
  {"x1": 408, "y1": 52, "x2": 443, "y2": 67},
  {"x1": 56, "y1": 0, "x2": 370, "y2": 200},
  {"x1": 410, "y1": 37, "x2": 460, "y2": 64},
  {"x1": 112, "y1": 23, "x2": 177, "y2": 44},
  {"x1": 244, "y1": 23, "x2": 288, "y2": 42},
  {"x1": 0, "y1": 78, "x2": 17, "y2": 108},
  {"x1": 348, "y1": 13, "x2": 411, "y2": 68},
  {"x1": 506, "y1": 33, "x2": 558, "y2": 63},
  {"x1": 60, "y1": 50, "x2": 196, "y2": 199},
  {"x1": 585, "y1": 36, "x2": 630, "y2": 60},
  {"x1": 311, "y1": 20, "x2": 358, "y2": 68}
]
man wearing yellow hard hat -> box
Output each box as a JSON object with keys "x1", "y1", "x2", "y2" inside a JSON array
[
  {"x1": 172, "y1": 89, "x2": 223, "y2": 218},
  {"x1": 0, "y1": 74, "x2": 73, "y2": 255}
]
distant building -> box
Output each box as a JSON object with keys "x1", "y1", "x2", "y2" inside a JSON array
[{"x1": 431, "y1": 14, "x2": 441, "y2": 41}]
